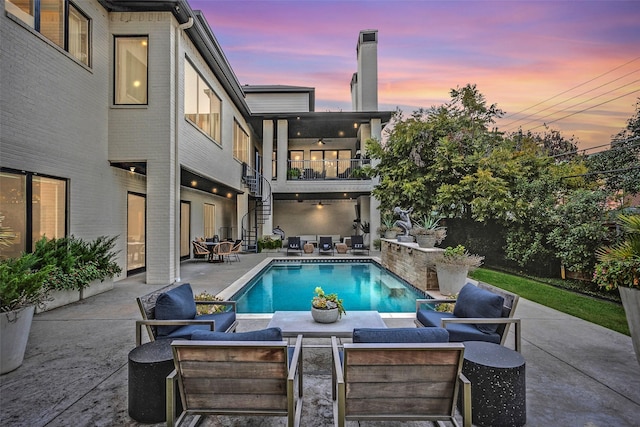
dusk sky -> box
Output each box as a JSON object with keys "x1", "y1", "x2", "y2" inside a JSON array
[{"x1": 189, "y1": 0, "x2": 640, "y2": 152}]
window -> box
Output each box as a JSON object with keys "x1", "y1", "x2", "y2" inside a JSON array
[
  {"x1": 184, "y1": 59, "x2": 221, "y2": 141},
  {"x1": 5, "y1": 0, "x2": 90, "y2": 66},
  {"x1": 233, "y1": 120, "x2": 250, "y2": 163},
  {"x1": 180, "y1": 201, "x2": 191, "y2": 259},
  {"x1": 127, "y1": 193, "x2": 146, "y2": 273},
  {"x1": 0, "y1": 169, "x2": 67, "y2": 259},
  {"x1": 203, "y1": 203, "x2": 215, "y2": 239},
  {"x1": 115, "y1": 36, "x2": 148, "y2": 105}
]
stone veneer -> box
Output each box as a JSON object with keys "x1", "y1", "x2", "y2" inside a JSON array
[{"x1": 380, "y1": 238, "x2": 444, "y2": 292}]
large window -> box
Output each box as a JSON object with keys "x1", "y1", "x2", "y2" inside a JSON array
[
  {"x1": 233, "y1": 120, "x2": 250, "y2": 163},
  {"x1": 184, "y1": 59, "x2": 221, "y2": 142},
  {"x1": 115, "y1": 36, "x2": 148, "y2": 105},
  {"x1": 203, "y1": 203, "x2": 215, "y2": 239},
  {"x1": 5, "y1": 0, "x2": 90, "y2": 66},
  {"x1": 127, "y1": 193, "x2": 146, "y2": 273},
  {"x1": 0, "y1": 169, "x2": 67, "y2": 259},
  {"x1": 180, "y1": 201, "x2": 191, "y2": 259}
]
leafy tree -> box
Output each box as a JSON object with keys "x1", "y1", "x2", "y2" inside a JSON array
[{"x1": 586, "y1": 99, "x2": 640, "y2": 196}]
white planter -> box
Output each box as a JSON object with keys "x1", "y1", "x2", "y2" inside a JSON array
[
  {"x1": 81, "y1": 278, "x2": 114, "y2": 299},
  {"x1": 1, "y1": 306, "x2": 35, "y2": 374},
  {"x1": 618, "y1": 286, "x2": 640, "y2": 365},
  {"x1": 435, "y1": 264, "x2": 469, "y2": 295},
  {"x1": 311, "y1": 307, "x2": 340, "y2": 323},
  {"x1": 36, "y1": 288, "x2": 80, "y2": 313},
  {"x1": 384, "y1": 231, "x2": 398, "y2": 239}
]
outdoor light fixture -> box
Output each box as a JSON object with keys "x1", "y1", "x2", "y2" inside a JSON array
[
  {"x1": 129, "y1": 166, "x2": 135, "y2": 172},
  {"x1": 317, "y1": 138, "x2": 325, "y2": 145}
]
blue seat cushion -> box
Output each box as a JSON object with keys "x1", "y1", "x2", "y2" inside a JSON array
[
  {"x1": 155, "y1": 283, "x2": 197, "y2": 336},
  {"x1": 353, "y1": 327, "x2": 449, "y2": 343},
  {"x1": 191, "y1": 327, "x2": 282, "y2": 341},
  {"x1": 156, "y1": 311, "x2": 237, "y2": 340},
  {"x1": 453, "y1": 283, "x2": 504, "y2": 334},
  {"x1": 417, "y1": 309, "x2": 501, "y2": 344}
]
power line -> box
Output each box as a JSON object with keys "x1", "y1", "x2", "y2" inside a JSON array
[
  {"x1": 528, "y1": 88, "x2": 640, "y2": 132},
  {"x1": 502, "y1": 56, "x2": 640, "y2": 121},
  {"x1": 561, "y1": 165, "x2": 640, "y2": 179},
  {"x1": 501, "y1": 68, "x2": 640, "y2": 129},
  {"x1": 512, "y1": 79, "x2": 640, "y2": 130}
]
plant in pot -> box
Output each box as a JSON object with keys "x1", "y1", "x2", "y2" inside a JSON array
[
  {"x1": 433, "y1": 245, "x2": 484, "y2": 295},
  {"x1": 311, "y1": 286, "x2": 345, "y2": 323},
  {"x1": 0, "y1": 253, "x2": 52, "y2": 374},
  {"x1": 410, "y1": 215, "x2": 447, "y2": 248},
  {"x1": 593, "y1": 214, "x2": 640, "y2": 365}
]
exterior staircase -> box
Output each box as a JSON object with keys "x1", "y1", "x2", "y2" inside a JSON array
[{"x1": 241, "y1": 165, "x2": 271, "y2": 252}]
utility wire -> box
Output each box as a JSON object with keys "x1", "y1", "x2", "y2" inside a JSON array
[
  {"x1": 501, "y1": 68, "x2": 640, "y2": 129},
  {"x1": 502, "y1": 56, "x2": 640, "y2": 121},
  {"x1": 561, "y1": 165, "x2": 640, "y2": 179},
  {"x1": 528, "y1": 88, "x2": 640, "y2": 131}
]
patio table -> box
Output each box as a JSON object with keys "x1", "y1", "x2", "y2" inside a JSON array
[{"x1": 267, "y1": 310, "x2": 386, "y2": 338}]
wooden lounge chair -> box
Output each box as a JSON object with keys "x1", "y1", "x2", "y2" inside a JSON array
[
  {"x1": 349, "y1": 235, "x2": 369, "y2": 255},
  {"x1": 167, "y1": 332, "x2": 304, "y2": 427},
  {"x1": 415, "y1": 281, "x2": 522, "y2": 352},
  {"x1": 331, "y1": 331, "x2": 471, "y2": 427},
  {"x1": 287, "y1": 236, "x2": 303, "y2": 255},
  {"x1": 318, "y1": 236, "x2": 334, "y2": 255},
  {"x1": 135, "y1": 283, "x2": 237, "y2": 346}
]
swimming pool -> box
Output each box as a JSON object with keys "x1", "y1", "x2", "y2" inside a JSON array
[{"x1": 231, "y1": 260, "x2": 426, "y2": 313}]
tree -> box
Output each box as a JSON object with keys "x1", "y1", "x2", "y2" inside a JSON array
[{"x1": 586, "y1": 99, "x2": 640, "y2": 197}]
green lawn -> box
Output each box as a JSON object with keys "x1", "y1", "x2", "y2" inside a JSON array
[{"x1": 469, "y1": 268, "x2": 630, "y2": 336}]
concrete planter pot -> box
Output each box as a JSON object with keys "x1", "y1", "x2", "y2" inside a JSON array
[
  {"x1": 311, "y1": 307, "x2": 340, "y2": 323},
  {"x1": 36, "y1": 288, "x2": 80, "y2": 313},
  {"x1": 618, "y1": 286, "x2": 640, "y2": 365},
  {"x1": 416, "y1": 234, "x2": 437, "y2": 248},
  {"x1": 1, "y1": 305, "x2": 35, "y2": 374},
  {"x1": 435, "y1": 263, "x2": 469, "y2": 296},
  {"x1": 384, "y1": 231, "x2": 398, "y2": 239},
  {"x1": 81, "y1": 278, "x2": 114, "y2": 300}
]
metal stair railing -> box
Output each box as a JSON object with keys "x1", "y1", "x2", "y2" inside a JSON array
[{"x1": 241, "y1": 167, "x2": 272, "y2": 252}]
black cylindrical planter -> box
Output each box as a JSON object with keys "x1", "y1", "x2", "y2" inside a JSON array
[
  {"x1": 459, "y1": 341, "x2": 526, "y2": 427},
  {"x1": 128, "y1": 339, "x2": 178, "y2": 423}
]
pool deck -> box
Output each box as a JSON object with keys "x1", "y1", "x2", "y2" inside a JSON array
[{"x1": 1, "y1": 251, "x2": 639, "y2": 426}]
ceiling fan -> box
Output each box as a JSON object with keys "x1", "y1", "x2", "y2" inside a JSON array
[{"x1": 314, "y1": 201, "x2": 332, "y2": 207}]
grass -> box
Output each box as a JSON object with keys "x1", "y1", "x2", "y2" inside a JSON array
[{"x1": 469, "y1": 268, "x2": 630, "y2": 336}]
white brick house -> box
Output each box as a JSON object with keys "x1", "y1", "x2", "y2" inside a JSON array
[{"x1": 0, "y1": 0, "x2": 390, "y2": 284}]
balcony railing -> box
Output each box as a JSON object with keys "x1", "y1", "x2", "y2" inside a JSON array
[{"x1": 283, "y1": 159, "x2": 371, "y2": 180}]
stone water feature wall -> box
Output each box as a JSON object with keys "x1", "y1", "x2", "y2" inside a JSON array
[{"x1": 380, "y1": 239, "x2": 444, "y2": 292}]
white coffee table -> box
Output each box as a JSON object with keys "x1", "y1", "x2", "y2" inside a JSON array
[{"x1": 267, "y1": 310, "x2": 387, "y2": 338}]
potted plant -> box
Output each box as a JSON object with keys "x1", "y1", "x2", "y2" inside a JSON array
[
  {"x1": 0, "y1": 253, "x2": 52, "y2": 374},
  {"x1": 433, "y1": 245, "x2": 484, "y2": 295},
  {"x1": 311, "y1": 286, "x2": 345, "y2": 323},
  {"x1": 593, "y1": 214, "x2": 640, "y2": 365},
  {"x1": 287, "y1": 168, "x2": 301, "y2": 179},
  {"x1": 410, "y1": 215, "x2": 447, "y2": 248}
]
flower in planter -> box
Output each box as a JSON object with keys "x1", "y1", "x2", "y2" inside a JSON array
[{"x1": 312, "y1": 286, "x2": 346, "y2": 317}]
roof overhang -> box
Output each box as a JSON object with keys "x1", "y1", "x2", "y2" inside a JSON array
[{"x1": 248, "y1": 111, "x2": 393, "y2": 140}]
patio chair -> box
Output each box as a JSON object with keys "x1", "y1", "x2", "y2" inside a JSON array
[
  {"x1": 212, "y1": 240, "x2": 233, "y2": 262},
  {"x1": 230, "y1": 239, "x2": 242, "y2": 261},
  {"x1": 287, "y1": 236, "x2": 303, "y2": 255},
  {"x1": 415, "y1": 281, "x2": 522, "y2": 352},
  {"x1": 167, "y1": 330, "x2": 303, "y2": 427},
  {"x1": 135, "y1": 283, "x2": 237, "y2": 346},
  {"x1": 331, "y1": 328, "x2": 471, "y2": 427},
  {"x1": 349, "y1": 235, "x2": 369, "y2": 255},
  {"x1": 192, "y1": 240, "x2": 211, "y2": 261},
  {"x1": 318, "y1": 236, "x2": 334, "y2": 255}
]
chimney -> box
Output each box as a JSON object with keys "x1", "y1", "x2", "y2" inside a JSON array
[{"x1": 352, "y1": 30, "x2": 378, "y2": 112}]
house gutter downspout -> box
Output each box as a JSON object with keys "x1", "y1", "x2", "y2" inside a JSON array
[{"x1": 174, "y1": 17, "x2": 193, "y2": 283}]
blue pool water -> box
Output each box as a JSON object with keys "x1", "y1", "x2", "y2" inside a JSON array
[{"x1": 233, "y1": 261, "x2": 426, "y2": 313}]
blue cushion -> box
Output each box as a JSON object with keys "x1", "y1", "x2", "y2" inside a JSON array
[
  {"x1": 416, "y1": 310, "x2": 501, "y2": 343},
  {"x1": 199, "y1": 311, "x2": 237, "y2": 332},
  {"x1": 191, "y1": 327, "x2": 283, "y2": 341},
  {"x1": 156, "y1": 311, "x2": 237, "y2": 340},
  {"x1": 155, "y1": 283, "x2": 197, "y2": 336},
  {"x1": 453, "y1": 283, "x2": 504, "y2": 334},
  {"x1": 353, "y1": 327, "x2": 449, "y2": 343}
]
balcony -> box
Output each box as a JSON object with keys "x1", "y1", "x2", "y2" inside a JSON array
[{"x1": 283, "y1": 159, "x2": 370, "y2": 181}]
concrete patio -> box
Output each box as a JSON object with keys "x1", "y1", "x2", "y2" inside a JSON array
[{"x1": 1, "y1": 251, "x2": 639, "y2": 426}]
